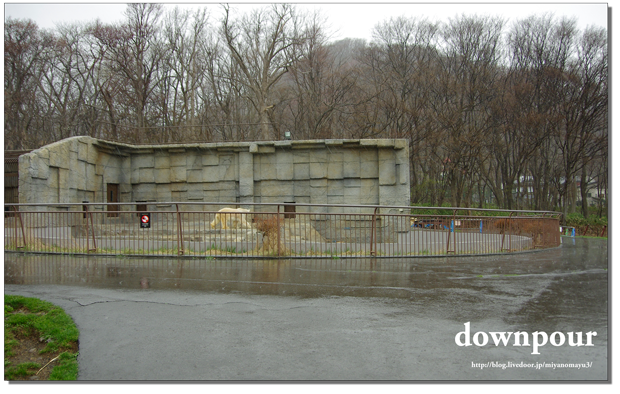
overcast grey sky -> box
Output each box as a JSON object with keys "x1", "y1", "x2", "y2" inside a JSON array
[{"x1": 4, "y1": 1, "x2": 609, "y2": 41}]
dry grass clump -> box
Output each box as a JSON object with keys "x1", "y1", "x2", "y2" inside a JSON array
[{"x1": 254, "y1": 214, "x2": 287, "y2": 256}]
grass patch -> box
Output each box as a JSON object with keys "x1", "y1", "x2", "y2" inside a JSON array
[
  {"x1": 573, "y1": 235, "x2": 608, "y2": 240},
  {"x1": 4, "y1": 362, "x2": 41, "y2": 380},
  {"x1": 4, "y1": 295, "x2": 79, "y2": 381},
  {"x1": 48, "y1": 352, "x2": 79, "y2": 380}
]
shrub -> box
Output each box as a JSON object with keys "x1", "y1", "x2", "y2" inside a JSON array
[
  {"x1": 254, "y1": 214, "x2": 287, "y2": 256},
  {"x1": 564, "y1": 213, "x2": 608, "y2": 237}
]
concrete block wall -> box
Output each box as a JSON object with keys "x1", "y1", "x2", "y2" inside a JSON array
[
  {"x1": 19, "y1": 137, "x2": 100, "y2": 214},
  {"x1": 18, "y1": 137, "x2": 410, "y2": 215}
]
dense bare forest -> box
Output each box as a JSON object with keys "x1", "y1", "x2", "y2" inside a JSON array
[{"x1": 4, "y1": 4, "x2": 607, "y2": 216}]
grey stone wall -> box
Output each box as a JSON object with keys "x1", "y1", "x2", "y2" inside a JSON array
[{"x1": 18, "y1": 136, "x2": 410, "y2": 214}]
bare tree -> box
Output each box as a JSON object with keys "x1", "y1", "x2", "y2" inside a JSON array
[
  {"x1": 283, "y1": 14, "x2": 359, "y2": 139},
  {"x1": 367, "y1": 16, "x2": 440, "y2": 203},
  {"x1": 160, "y1": 6, "x2": 211, "y2": 141},
  {"x1": 432, "y1": 14, "x2": 505, "y2": 207},
  {"x1": 34, "y1": 23, "x2": 100, "y2": 142},
  {"x1": 91, "y1": 3, "x2": 164, "y2": 142},
  {"x1": 221, "y1": 3, "x2": 307, "y2": 140},
  {"x1": 203, "y1": 20, "x2": 254, "y2": 141},
  {"x1": 4, "y1": 18, "x2": 49, "y2": 149},
  {"x1": 557, "y1": 25, "x2": 608, "y2": 218}
]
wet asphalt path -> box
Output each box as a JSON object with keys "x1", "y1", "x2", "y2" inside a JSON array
[{"x1": 4, "y1": 237, "x2": 608, "y2": 381}]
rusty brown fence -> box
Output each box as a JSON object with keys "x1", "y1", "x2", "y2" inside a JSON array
[{"x1": 4, "y1": 202, "x2": 562, "y2": 259}]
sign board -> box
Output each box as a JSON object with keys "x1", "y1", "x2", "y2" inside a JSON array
[{"x1": 140, "y1": 213, "x2": 151, "y2": 229}]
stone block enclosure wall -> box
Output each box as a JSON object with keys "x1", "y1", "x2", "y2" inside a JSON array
[{"x1": 18, "y1": 136, "x2": 410, "y2": 215}]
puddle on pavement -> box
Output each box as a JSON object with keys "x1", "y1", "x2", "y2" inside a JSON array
[
  {"x1": 4, "y1": 238, "x2": 607, "y2": 297},
  {"x1": 4, "y1": 237, "x2": 608, "y2": 331}
]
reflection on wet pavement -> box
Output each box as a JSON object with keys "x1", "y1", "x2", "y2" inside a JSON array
[{"x1": 5, "y1": 238, "x2": 607, "y2": 332}]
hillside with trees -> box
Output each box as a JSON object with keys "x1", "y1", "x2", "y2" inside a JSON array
[{"x1": 4, "y1": 4, "x2": 607, "y2": 216}]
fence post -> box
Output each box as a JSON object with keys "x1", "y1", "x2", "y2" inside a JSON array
[
  {"x1": 277, "y1": 204, "x2": 281, "y2": 257},
  {"x1": 85, "y1": 205, "x2": 89, "y2": 253},
  {"x1": 12, "y1": 205, "x2": 26, "y2": 249},
  {"x1": 500, "y1": 212, "x2": 514, "y2": 252},
  {"x1": 176, "y1": 203, "x2": 184, "y2": 256},
  {"x1": 83, "y1": 204, "x2": 97, "y2": 253},
  {"x1": 370, "y1": 207, "x2": 378, "y2": 256},
  {"x1": 85, "y1": 205, "x2": 90, "y2": 252},
  {"x1": 446, "y1": 209, "x2": 457, "y2": 254}
]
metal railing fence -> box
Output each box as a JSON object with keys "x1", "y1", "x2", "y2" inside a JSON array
[{"x1": 4, "y1": 202, "x2": 562, "y2": 259}]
